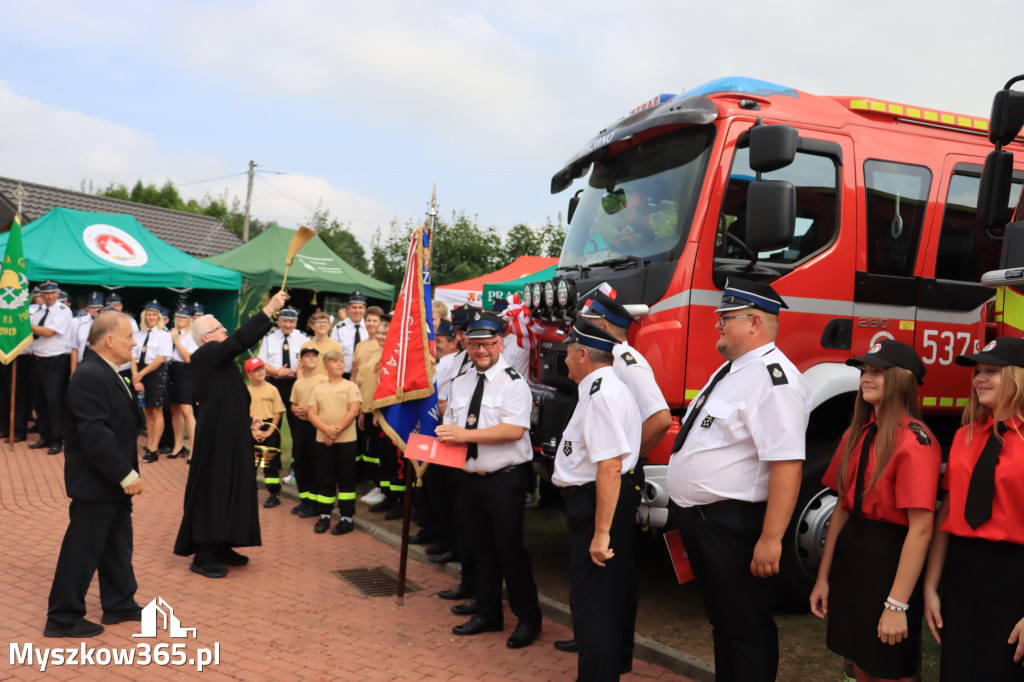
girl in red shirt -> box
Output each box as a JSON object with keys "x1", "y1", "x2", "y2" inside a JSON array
[
  {"x1": 924, "y1": 337, "x2": 1024, "y2": 681},
  {"x1": 810, "y1": 339, "x2": 941, "y2": 681}
]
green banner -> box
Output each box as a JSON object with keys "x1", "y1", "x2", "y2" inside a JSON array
[{"x1": 0, "y1": 216, "x2": 34, "y2": 364}]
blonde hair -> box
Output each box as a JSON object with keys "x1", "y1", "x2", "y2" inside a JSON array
[
  {"x1": 321, "y1": 350, "x2": 344, "y2": 365},
  {"x1": 961, "y1": 364, "x2": 1024, "y2": 442},
  {"x1": 836, "y1": 366, "x2": 930, "y2": 497},
  {"x1": 140, "y1": 307, "x2": 166, "y2": 331}
]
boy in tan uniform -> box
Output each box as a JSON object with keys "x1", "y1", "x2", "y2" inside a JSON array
[
  {"x1": 300, "y1": 312, "x2": 344, "y2": 376},
  {"x1": 351, "y1": 307, "x2": 385, "y2": 505},
  {"x1": 288, "y1": 347, "x2": 327, "y2": 518},
  {"x1": 307, "y1": 350, "x2": 362, "y2": 535},
  {"x1": 245, "y1": 357, "x2": 285, "y2": 509}
]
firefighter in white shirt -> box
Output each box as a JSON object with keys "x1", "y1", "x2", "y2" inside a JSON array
[
  {"x1": 330, "y1": 290, "x2": 368, "y2": 376},
  {"x1": 666, "y1": 277, "x2": 810, "y2": 682},
  {"x1": 436, "y1": 311, "x2": 542, "y2": 649},
  {"x1": 29, "y1": 280, "x2": 74, "y2": 454}
]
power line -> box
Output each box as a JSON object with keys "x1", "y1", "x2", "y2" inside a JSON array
[
  {"x1": 175, "y1": 172, "x2": 248, "y2": 187},
  {"x1": 254, "y1": 174, "x2": 317, "y2": 216}
]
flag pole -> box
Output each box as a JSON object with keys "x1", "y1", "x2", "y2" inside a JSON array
[{"x1": 396, "y1": 183, "x2": 438, "y2": 604}]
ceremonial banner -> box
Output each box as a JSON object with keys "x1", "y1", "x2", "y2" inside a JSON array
[
  {"x1": 371, "y1": 226, "x2": 438, "y2": 450},
  {"x1": 0, "y1": 216, "x2": 33, "y2": 365}
]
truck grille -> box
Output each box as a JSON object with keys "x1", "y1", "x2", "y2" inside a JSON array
[{"x1": 539, "y1": 342, "x2": 575, "y2": 393}]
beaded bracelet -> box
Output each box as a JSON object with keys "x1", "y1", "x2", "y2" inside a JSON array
[
  {"x1": 883, "y1": 601, "x2": 906, "y2": 612},
  {"x1": 887, "y1": 596, "x2": 910, "y2": 610}
]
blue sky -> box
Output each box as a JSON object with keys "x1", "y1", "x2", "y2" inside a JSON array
[{"x1": 2, "y1": 0, "x2": 1023, "y2": 252}]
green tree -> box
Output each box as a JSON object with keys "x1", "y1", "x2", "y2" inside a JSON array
[
  {"x1": 503, "y1": 223, "x2": 542, "y2": 260},
  {"x1": 431, "y1": 211, "x2": 505, "y2": 285},
  {"x1": 541, "y1": 213, "x2": 567, "y2": 257},
  {"x1": 370, "y1": 220, "x2": 415, "y2": 288}
]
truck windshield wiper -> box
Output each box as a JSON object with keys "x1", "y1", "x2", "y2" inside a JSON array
[{"x1": 585, "y1": 255, "x2": 644, "y2": 270}]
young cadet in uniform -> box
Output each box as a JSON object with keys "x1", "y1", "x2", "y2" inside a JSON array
[
  {"x1": 330, "y1": 290, "x2": 368, "y2": 376},
  {"x1": 245, "y1": 357, "x2": 286, "y2": 508},
  {"x1": 810, "y1": 340, "x2": 940, "y2": 682},
  {"x1": 307, "y1": 350, "x2": 362, "y2": 535},
  {"x1": 301, "y1": 312, "x2": 343, "y2": 376},
  {"x1": 256, "y1": 306, "x2": 308, "y2": 471},
  {"x1": 69, "y1": 292, "x2": 105, "y2": 375},
  {"x1": 551, "y1": 317, "x2": 643, "y2": 680},
  {"x1": 924, "y1": 338, "x2": 1024, "y2": 681},
  {"x1": 435, "y1": 311, "x2": 543, "y2": 649},
  {"x1": 288, "y1": 347, "x2": 327, "y2": 517},
  {"x1": 666, "y1": 277, "x2": 811, "y2": 682},
  {"x1": 29, "y1": 280, "x2": 74, "y2": 455},
  {"x1": 350, "y1": 306, "x2": 385, "y2": 506},
  {"x1": 132, "y1": 300, "x2": 172, "y2": 463}
]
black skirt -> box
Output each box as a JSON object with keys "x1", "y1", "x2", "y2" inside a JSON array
[
  {"x1": 140, "y1": 364, "x2": 169, "y2": 408},
  {"x1": 168, "y1": 361, "x2": 194, "y2": 405},
  {"x1": 827, "y1": 517, "x2": 923, "y2": 680},
  {"x1": 940, "y1": 535, "x2": 1024, "y2": 681}
]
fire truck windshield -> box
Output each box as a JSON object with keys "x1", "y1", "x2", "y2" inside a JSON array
[{"x1": 559, "y1": 125, "x2": 715, "y2": 269}]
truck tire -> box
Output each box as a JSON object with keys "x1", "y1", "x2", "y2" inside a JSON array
[{"x1": 778, "y1": 455, "x2": 837, "y2": 612}]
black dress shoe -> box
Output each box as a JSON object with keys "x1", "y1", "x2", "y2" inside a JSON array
[
  {"x1": 47, "y1": 443, "x2": 63, "y2": 455},
  {"x1": 425, "y1": 544, "x2": 449, "y2": 556},
  {"x1": 297, "y1": 506, "x2": 319, "y2": 518},
  {"x1": 554, "y1": 639, "x2": 578, "y2": 653},
  {"x1": 452, "y1": 616, "x2": 502, "y2": 636},
  {"x1": 28, "y1": 439, "x2": 50, "y2": 449},
  {"x1": 438, "y1": 584, "x2": 472, "y2": 600},
  {"x1": 142, "y1": 450, "x2": 159, "y2": 463},
  {"x1": 428, "y1": 550, "x2": 457, "y2": 564},
  {"x1": 189, "y1": 560, "x2": 228, "y2": 578},
  {"x1": 43, "y1": 619, "x2": 104, "y2": 638},
  {"x1": 384, "y1": 505, "x2": 403, "y2": 520},
  {"x1": 314, "y1": 516, "x2": 331, "y2": 534},
  {"x1": 263, "y1": 494, "x2": 280, "y2": 508},
  {"x1": 101, "y1": 608, "x2": 142, "y2": 624},
  {"x1": 218, "y1": 548, "x2": 249, "y2": 566},
  {"x1": 408, "y1": 531, "x2": 435, "y2": 545},
  {"x1": 450, "y1": 599, "x2": 478, "y2": 616},
  {"x1": 506, "y1": 619, "x2": 542, "y2": 649},
  {"x1": 331, "y1": 519, "x2": 354, "y2": 535}
]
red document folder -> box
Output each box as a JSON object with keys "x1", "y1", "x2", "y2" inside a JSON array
[
  {"x1": 406, "y1": 433, "x2": 467, "y2": 469},
  {"x1": 663, "y1": 529, "x2": 696, "y2": 584}
]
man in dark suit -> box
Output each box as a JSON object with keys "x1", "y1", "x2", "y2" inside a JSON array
[{"x1": 45, "y1": 311, "x2": 145, "y2": 638}]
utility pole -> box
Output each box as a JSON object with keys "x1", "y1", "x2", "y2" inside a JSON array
[{"x1": 242, "y1": 160, "x2": 256, "y2": 242}]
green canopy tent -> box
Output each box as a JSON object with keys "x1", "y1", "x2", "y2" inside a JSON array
[
  {"x1": 204, "y1": 225, "x2": 393, "y2": 303},
  {"x1": 0, "y1": 207, "x2": 242, "y2": 321},
  {"x1": 481, "y1": 264, "x2": 558, "y2": 310}
]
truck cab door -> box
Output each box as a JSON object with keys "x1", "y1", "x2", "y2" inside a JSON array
[{"x1": 916, "y1": 158, "x2": 1024, "y2": 412}]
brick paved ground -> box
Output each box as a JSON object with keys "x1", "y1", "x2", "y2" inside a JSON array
[{"x1": 0, "y1": 439, "x2": 692, "y2": 681}]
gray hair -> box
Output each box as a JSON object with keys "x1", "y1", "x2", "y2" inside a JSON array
[
  {"x1": 88, "y1": 311, "x2": 131, "y2": 347},
  {"x1": 192, "y1": 314, "x2": 218, "y2": 346}
]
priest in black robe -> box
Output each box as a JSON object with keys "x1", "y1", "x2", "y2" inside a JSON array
[{"x1": 174, "y1": 291, "x2": 287, "y2": 578}]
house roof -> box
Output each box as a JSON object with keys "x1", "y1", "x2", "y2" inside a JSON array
[{"x1": 0, "y1": 176, "x2": 242, "y2": 258}]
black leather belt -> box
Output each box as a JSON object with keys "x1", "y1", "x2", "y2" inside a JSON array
[
  {"x1": 559, "y1": 473, "x2": 632, "y2": 499},
  {"x1": 670, "y1": 499, "x2": 766, "y2": 516},
  {"x1": 474, "y1": 462, "x2": 528, "y2": 477}
]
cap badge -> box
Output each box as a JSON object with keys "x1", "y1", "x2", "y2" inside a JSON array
[
  {"x1": 868, "y1": 344, "x2": 881, "y2": 354},
  {"x1": 983, "y1": 340, "x2": 998, "y2": 352}
]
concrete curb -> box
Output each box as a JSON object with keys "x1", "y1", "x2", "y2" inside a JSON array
[{"x1": 275, "y1": 485, "x2": 715, "y2": 681}]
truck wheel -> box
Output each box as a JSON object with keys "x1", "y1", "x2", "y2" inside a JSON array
[{"x1": 778, "y1": 456, "x2": 837, "y2": 611}]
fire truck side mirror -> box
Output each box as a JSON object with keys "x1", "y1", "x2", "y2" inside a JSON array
[
  {"x1": 989, "y1": 87, "x2": 1024, "y2": 147},
  {"x1": 748, "y1": 124, "x2": 798, "y2": 173},
  {"x1": 978, "y1": 150, "x2": 1015, "y2": 230},
  {"x1": 745, "y1": 180, "x2": 796, "y2": 253}
]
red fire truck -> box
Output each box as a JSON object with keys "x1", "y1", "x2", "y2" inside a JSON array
[{"x1": 521, "y1": 76, "x2": 1024, "y2": 601}]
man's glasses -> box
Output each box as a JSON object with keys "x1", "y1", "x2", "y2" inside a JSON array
[
  {"x1": 467, "y1": 340, "x2": 500, "y2": 351},
  {"x1": 716, "y1": 314, "x2": 753, "y2": 327}
]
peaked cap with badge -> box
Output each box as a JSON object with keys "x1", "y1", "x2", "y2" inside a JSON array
[{"x1": 715, "y1": 277, "x2": 788, "y2": 316}]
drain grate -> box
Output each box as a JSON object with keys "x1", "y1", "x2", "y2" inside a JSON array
[{"x1": 333, "y1": 566, "x2": 420, "y2": 597}]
